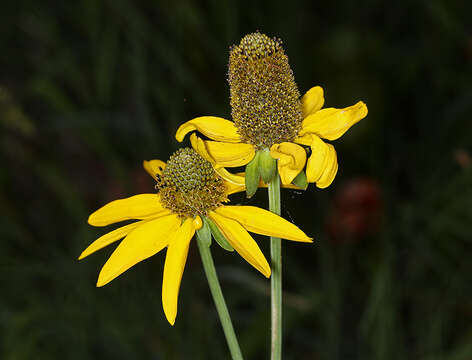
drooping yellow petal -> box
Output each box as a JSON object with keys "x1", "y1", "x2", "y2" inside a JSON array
[
  {"x1": 303, "y1": 134, "x2": 339, "y2": 188},
  {"x1": 143, "y1": 159, "x2": 166, "y2": 181},
  {"x1": 216, "y1": 206, "x2": 312, "y2": 242},
  {"x1": 162, "y1": 218, "x2": 195, "y2": 325},
  {"x1": 270, "y1": 142, "x2": 307, "y2": 185},
  {"x1": 317, "y1": 147, "x2": 338, "y2": 189},
  {"x1": 190, "y1": 133, "x2": 214, "y2": 164},
  {"x1": 88, "y1": 194, "x2": 170, "y2": 227},
  {"x1": 294, "y1": 133, "x2": 312, "y2": 146},
  {"x1": 304, "y1": 135, "x2": 327, "y2": 182},
  {"x1": 218, "y1": 168, "x2": 246, "y2": 186},
  {"x1": 96, "y1": 214, "x2": 180, "y2": 287},
  {"x1": 79, "y1": 221, "x2": 147, "y2": 260},
  {"x1": 301, "y1": 86, "x2": 325, "y2": 117},
  {"x1": 190, "y1": 132, "x2": 254, "y2": 169},
  {"x1": 225, "y1": 181, "x2": 246, "y2": 195},
  {"x1": 209, "y1": 211, "x2": 270, "y2": 278},
  {"x1": 175, "y1": 116, "x2": 240, "y2": 143},
  {"x1": 204, "y1": 139, "x2": 255, "y2": 168},
  {"x1": 300, "y1": 101, "x2": 367, "y2": 141}
]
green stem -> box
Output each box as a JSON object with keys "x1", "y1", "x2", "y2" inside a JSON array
[
  {"x1": 268, "y1": 174, "x2": 282, "y2": 360},
  {"x1": 196, "y1": 235, "x2": 244, "y2": 360}
]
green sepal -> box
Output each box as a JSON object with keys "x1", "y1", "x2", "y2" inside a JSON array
[
  {"x1": 206, "y1": 216, "x2": 234, "y2": 252},
  {"x1": 258, "y1": 148, "x2": 277, "y2": 183},
  {"x1": 196, "y1": 218, "x2": 212, "y2": 247},
  {"x1": 292, "y1": 170, "x2": 308, "y2": 190},
  {"x1": 245, "y1": 151, "x2": 261, "y2": 198}
]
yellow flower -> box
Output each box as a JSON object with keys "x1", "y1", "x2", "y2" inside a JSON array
[
  {"x1": 176, "y1": 32, "x2": 367, "y2": 191},
  {"x1": 79, "y1": 148, "x2": 312, "y2": 325}
]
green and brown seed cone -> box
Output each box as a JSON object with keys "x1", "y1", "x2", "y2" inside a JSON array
[
  {"x1": 157, "y1": 148, "x2": 227, "y2": 218},
  {"x1": 228, "y1": 32, "x2": 303, "y2": 149}
]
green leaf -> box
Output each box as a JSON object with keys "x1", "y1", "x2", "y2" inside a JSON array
[
  {"x1": 258, "y1": 148, "x2": 277, "y2": 183},
  {"x1": 245, "y1": 150, "x2": 261, "y2": 198},
  {"x1": 196, "y1": 218, "x2": 212, "y2": 247},
  {"x1": 206, "y1": 217, "x2": 234, "y2": 252},
  {"x1": 292, "y1": 171, "x2": 308, "y2": 190}
]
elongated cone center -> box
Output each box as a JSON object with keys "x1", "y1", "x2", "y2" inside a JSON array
[
  {"x1": 157, "y1": 148, "x2": 227, "y2": 218},
  {"x1": 228, "y1": 32, "x2": 303, "y2": 149}
]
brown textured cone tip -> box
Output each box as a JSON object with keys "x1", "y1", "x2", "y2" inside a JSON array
[
  {"x1": 228, "y1": 32, "x2": 303, "y2": 149},
  {"x1": 157, "y1": 148, "x2": 227, "y2": 218}
]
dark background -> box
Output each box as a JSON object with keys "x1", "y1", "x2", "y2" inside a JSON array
[{"x1": 1, "y1": 1, "x2": 471, "y2": 359}]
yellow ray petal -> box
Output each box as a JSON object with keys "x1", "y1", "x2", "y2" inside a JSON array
[
  {"x1": 162, "y1": 218, "x2": 195, "y2": 325},
  {"x1": 300, "y1": 101, "x2": 367, "y2": 141},
  {"x1": 204, "y1": 139, "x2": 255, "y2": 168},
  {"x1": 301, "y1": 86, "x2": 324, "y2": 117},
  {"x1": 88, "y1": 194, "x2": 170, "y2": 227},
  {"x1": 176, "y1": 116, "x2": 240, "y2": 143},
  {"x1": 143, "y1": 159, "x2": 166, "y2": 181},
  {"x1": 209, "y1": 211, "x2": 270, "y2": 278},
  {"x1": 79, "y1": 221, "x2": 147, "y2": 260},
  {"x1": 304, "y1": 134, "x2": 339, "y2": 188},
  {"x1": 96, "y1": 214, "x2": 180, "y2": 287},
  {"x1": 270, "y1": 142, "x2": 307, "y2": 185},
  {"x1": 225, "y1": 181, "x2": 246, "y2": 195},
  {"x1": 190, "y1": 132, "x2": 254, "y2": 169},
  {"x1": 216, "y1": 206, "x2": 312, "y2": 242},
  {"x1": 317, "y1": 146, "x2": 338, "y2": 189},
  {"x1": 218, "y1": 168, "x2": 246, "y2": 186},
  {"x1": 190, "y1": 132, "x2": 214, "y2": 164}
]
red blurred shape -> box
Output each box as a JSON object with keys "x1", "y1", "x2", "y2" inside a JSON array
[{"x1": 326, "y1": 177, "x2": 382, "y2": 242}]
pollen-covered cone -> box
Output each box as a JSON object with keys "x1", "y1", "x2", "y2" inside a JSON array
[
  {"x1": 176, "y1": 32, "x2": 367, "y2": 191},
  {"x1": 79, "y1": 148, "x2": 312, "y2": 325}
]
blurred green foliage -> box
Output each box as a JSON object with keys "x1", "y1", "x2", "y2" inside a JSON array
[{"x1": 1, "y1": 0, "x2": 471, "y2": 359}]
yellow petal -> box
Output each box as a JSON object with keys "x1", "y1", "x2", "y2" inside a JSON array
[
  {"x1": 317, "y1": 148, "x2": 338, "y2": 189},
  {"x1": 96, "y1": 214, "x2": 180, "y2": 287},
  {"x1": 79, "y1": 221, "x2": 147, "y2": 260},
  {"x1": 304, "y1": 134, "x2": 338, "y2": 188},
  {"x1": 190, "y1": 132, "x2": 254, "y2": 169},
  {"x1": 190, "y1": 133, "x2": 214, "y2": 164},
  {"x1": 175, "y1": 116, "x2": 240, "y2": 143},
  {"x1": 294, "y1": 133, "x2": 312, "y2": 146},
  {"x1": 143, "y1": 159, "x2": 166, "y2": 181},
  {"x1": 193, "y1": 216, "x2": 203, "y2": 230},
  {"x1": 204, "y1": 140, "x2": 255, "y2": 168},
  {"x1": 270, "y1": 142, "x2": 307, "y2": 185},
  {"x1": 218, "y1": 168, "x2": 246, "y2": 186},
  {"x1": 301, "y1": 86, "x2": 324, "y2": 117},
  {"x1": 225, "y1": 182, "x2": 246, "y2": 195},
  {"x1": 88, "y1": 194, "x2": 170, "y2": 227},
  {"x1": 209, "y1": 211, "x2": 270, "y2": 278},
  {"x1": 216, "y1": 206, "x2": 312, "y2": 242},
  {"x1": 162, "y1": 218, "x2": 195, "y2": 325},
  {"x1": 300, "y1": 101, "x2": 367, "y2": 140}
]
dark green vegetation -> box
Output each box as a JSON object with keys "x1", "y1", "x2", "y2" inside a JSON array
[{"x1": 1, "y1": 1, "x2": 471, "y2": 359}]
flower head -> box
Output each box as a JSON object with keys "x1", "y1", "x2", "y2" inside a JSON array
[
  {"x1": 80, "y1": 147, "x2": 312, "y2": 325},
  {"x1": 176, "y1": 32, "x2": 368, "y2": 195},
  {"x1": 229, "y1": 32, "x2": 302, "y2": 149},
  {"x1": 157, "y1": 148, "x2": 227, "y2": 217}
]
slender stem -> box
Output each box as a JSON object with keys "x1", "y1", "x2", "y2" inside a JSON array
[
  {"x1": 196, "y1": 235, "x2": 244, "y2": 360},
  {"x1": 268, "y1": 174, "x2": 282, "y2": 360}
]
